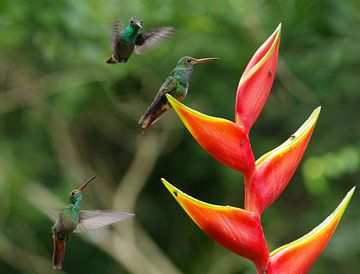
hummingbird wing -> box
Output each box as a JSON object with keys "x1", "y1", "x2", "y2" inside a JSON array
[
  {"x1": 44, "y1": 208, "x2": 62, "y2": 222},
  {"x1": 139, "y1": 75, "x2": 177, "y2": 126},
  {"x1": 111, "y1": 19, "x2": 122, "y2": 51},
  {"x1": 74, "y1": 210, "x2": 134, "y2": 233},
  {"x1": 134, "y1": 27, "x2": 175, "y2": 54}
]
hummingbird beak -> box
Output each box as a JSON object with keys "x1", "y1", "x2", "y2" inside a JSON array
[
  {"x1": 136, "y1": 22, "x2": 142, "y2": 28},
  {"x1": 78, "y1": 176, "x2": 96, "y2": 192},
  {"x1": 194, "y1": 57, "x2": 220, "y2": 63}
]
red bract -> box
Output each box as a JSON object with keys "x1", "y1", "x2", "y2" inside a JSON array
[
  {"x1": 162, "y1": 179, "x2": 269, "y2": 270},
  {"x1": 245, "y1": 106, "x2": 321, "y2": 214},
  {"x1": 162, "y1": 24, "x2": 354, "y2": 273},
  {"x1": 166, "y1": 95, "x2": 255, "y2": 176},
  {"x1": 235, "y1": 24, "x2": 281, "y2": 133}
]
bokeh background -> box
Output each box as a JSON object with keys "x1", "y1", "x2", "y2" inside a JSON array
[{"x1": 0, "y1": 0, "x2": 359, "y2": 273}]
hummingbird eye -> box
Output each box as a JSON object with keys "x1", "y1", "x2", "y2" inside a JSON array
[
  {"x1": 187, "y1": 59, "x2": 191, "y2": 63},
  {"x1": 130, "y1": 20, "x2": 134, "y2": 24}
]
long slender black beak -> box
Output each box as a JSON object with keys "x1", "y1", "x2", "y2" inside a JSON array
[
  {"x1": 78, "y1": 176, "x2": 96, "y2": 192},
  {"x1": 194, "y1": 57, "x2": 220, "y2": 63}
]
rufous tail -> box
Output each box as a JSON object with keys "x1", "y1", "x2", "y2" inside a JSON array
[
  {"x1": 52, "y1": 238, "x2": 66, "y2": 269},
  {"x1": 141, "y1": 115, "x2": 156, "y2": 134}
]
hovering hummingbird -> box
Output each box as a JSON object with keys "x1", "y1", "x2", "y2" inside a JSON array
[
  {"x1": 46, "y1": 176, "x2": 134, "y2": 269},
  {"x1": 106, "y1": 16, "x2": 174, "y2": 64},
  {"x1": 138, "y1": 56, "x2": 219, "y2": 133}
]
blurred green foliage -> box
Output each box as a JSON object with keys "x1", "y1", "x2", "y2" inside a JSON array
[{"x1": 0, "y1": 0, "x2": 359, "y2": 273}]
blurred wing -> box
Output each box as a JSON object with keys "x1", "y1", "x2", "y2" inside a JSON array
[
  {"x1": 43, "y1": 208, "x2": 61, "y2": 222},
  {"x1": 111, "y1": 20, "x2": 122, "y2": 51},
  {"x1": 135, "y1": 27, "x2": 175, "y2": 54},
  {"x1": 74, "y1": 210, "x2": 134, "y2": 233}
]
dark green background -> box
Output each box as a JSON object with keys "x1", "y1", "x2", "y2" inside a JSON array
[{"x1": 0, "y1": 0, "x2": 359, "y2": 273}]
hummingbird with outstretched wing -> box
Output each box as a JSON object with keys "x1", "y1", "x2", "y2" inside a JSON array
[
  {"x1": 138, "y1": 56, "x2": 219, "y2": 133},
  {"x1": 106, "y1": 16, "x2": 175, "y2": 64},
  {"x1": 46, "y1": 176, "x2": 134, "y2": 269}
]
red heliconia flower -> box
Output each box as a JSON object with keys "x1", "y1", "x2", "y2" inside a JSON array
[{"x1": 162, "y1": 24, "x2": 355, "y2": 273}]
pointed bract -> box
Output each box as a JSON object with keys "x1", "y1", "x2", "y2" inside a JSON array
[
  {"x1": 162, "y1": 178, "x2": 269, "y2": 269},
  {"x1": 166, "y1": 94, "x2": 255, "y2": 176},
  {"x1": 267, "y1": 187, "x2": 355, "y2": 274},
  {"x1": 235, "y1": 24, "x2": 281, "y2": 133},
  {"x1": 245, "y1": 107, "x2": 321, "y2": 214}
]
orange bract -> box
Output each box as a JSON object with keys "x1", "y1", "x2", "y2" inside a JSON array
[
  {"x1": 167, "y1": 94, "x2": 255, "y2": 176},
  {"x1": 162, "y1": 179, "x2": 269, "y2": 269}
]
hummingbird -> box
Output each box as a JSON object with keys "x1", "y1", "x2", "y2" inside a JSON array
[
  {"x1": 46, "y1": 176, "x2": 134, "y2": 269},
  {"x1": 138, "y1": 56, "x2": 219, "y2": 133},
  {"x1": 106, "y1": 16, "x2": 174, "y2": 64}
]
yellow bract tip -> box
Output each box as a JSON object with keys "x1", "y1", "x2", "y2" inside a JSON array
[
  {"x1": 161, "y1": 178, "x2": 237, "y2": 211},
  {"x1": 165, "y1": 94, "x2": 177, "y2": 106},
  {"x1": 161, "y1": 178, "x2": 178, "y2": 200},
  {"x1": 166, "y1": 94, "x2": 232, "y2": 124},
  {"x1": 241, "y1": 23, "x2": 282, "y2": 84},
  {"x1": 270, "y1": 186, "x2": 355, "y2": 256}
]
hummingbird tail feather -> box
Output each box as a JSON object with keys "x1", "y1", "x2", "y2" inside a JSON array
[
  {"x1": 139, "y1": 96, "x2": 172, "y2": 133},
  {"x1": 106, "y1": 55, "x2": 118, "y2": 64},
  {"x1": 141, "y1": 110, "x2": 169, "y2": 134},
  {"x1": 139, "y1": 110, "x2": 153, "y2": 133},
  {"x1": 52, "y1": 238, "x2": 66, "y2": 269},
  {"x1": 138, "y1": 115, "x2": 144, "y2": 125},
  {"x1": 141, "y1": 117, "x2": 154, "y2": 134}
]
